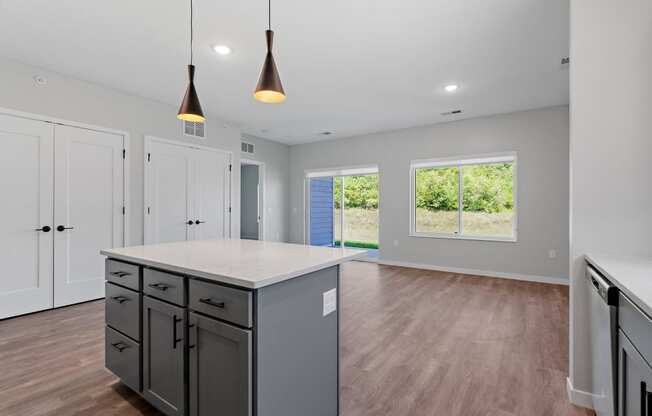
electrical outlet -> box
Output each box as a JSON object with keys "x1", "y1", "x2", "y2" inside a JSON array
[
  {"x1": 323, "y1": 288, "x2": 337, "y2": 316},
  {"x1": 548, "y1": 249, "x2": 557, "y2": 259}
]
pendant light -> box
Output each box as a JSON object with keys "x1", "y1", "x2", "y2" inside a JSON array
[
  {"x1": 177, "y1": 0, "x2": 205, "y2": 123},
  {"x1": 254, "y1": 0, "x2": 286, "y2": 103}
]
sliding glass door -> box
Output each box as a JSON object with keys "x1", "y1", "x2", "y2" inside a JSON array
[{"x1": 308, "y1": 169, "x2": 379, "y2": 261}]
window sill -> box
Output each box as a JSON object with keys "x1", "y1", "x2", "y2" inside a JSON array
[{"x1": 408, "y1": 232, "x2": 517, "y2": 243}]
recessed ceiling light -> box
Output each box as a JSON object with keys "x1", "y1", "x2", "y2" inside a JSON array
[
  {"x1": 213, "y1": 45, "x2": 232, "y2": 55},
  {"x1": 444, "y1": 84, "x2": 459, "y2": 92}
]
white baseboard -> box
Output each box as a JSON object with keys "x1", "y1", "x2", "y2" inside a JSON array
[
  {"x1": 566, "y1": 377, "x2": 595, "y2": 410},
  {"x1": 376, "y1": 259, "x2": 569, "y2": 286}
]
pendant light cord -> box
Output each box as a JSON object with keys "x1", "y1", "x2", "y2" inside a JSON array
[
  {"x1": 268, "y1": 0, "x2": 271, "y2": 30},
  {"x1": 190, "y1": 0, "x2": 194, "y2": 65}
]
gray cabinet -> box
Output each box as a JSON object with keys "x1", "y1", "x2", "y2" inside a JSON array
[
  {"x1": 188, "y1": 312, "x2": 252, "y2": 416},
  {"x1": 105, "y1": 256, "x2": 341, "y2": 416},
  {"x1": 105, "y1": 282, "x2": 141, "y2": 341},
  {"x1": 105, "y1": 326, "x2": 141, "y2": 392},
  {"x1": 144, "y1": 268, "x2": 186, "y2": 306},
  {"x1": 618, "y1": 330, "x2": 652, "y2": 416},
  {"x1": 143, "y1": 296, "x2": 186, "y2": 416}
]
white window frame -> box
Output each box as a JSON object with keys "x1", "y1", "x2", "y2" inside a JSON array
[{"x1": 409, "y1": 152, "x2": 518, "y2": 242}]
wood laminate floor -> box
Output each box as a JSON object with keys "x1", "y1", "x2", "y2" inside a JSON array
[{"x1": 0, "y1": 262, "x2": 593, "y2": 416}]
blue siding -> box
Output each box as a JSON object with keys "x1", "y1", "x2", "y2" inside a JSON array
[{"x1": 310, "y1": 178, "x2": 334, "y2": 246}]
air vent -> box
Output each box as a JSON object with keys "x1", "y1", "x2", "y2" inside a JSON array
[
  {"x1": 441, "y1": 109, "x2": 463, "y2": 116},
  {"x1": 241, "y1": 142, "x2": 255, "y2": 154},
  {"x1": 183, "y1": 120, "x2": 205, "y2": 138}
]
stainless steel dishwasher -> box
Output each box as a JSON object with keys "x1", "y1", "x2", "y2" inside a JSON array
[{"x1": 587, "y1": 264, "x2": 619, "y2": 416}]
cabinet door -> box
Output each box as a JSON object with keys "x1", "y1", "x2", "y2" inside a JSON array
[
  {"x1": 189, "y1": 312, "x2": 251, "y2": 416},
  {"x1": 619, "y1": 329, "x2": 652, "y2": 416},
  {"x1": 53, "y1": 125, "x2": 124, "y2": 307},
  {"x1": 143, "y1": 296, "x2": 186, "y2": 416},
  {"x1": 0, "y1": 114, "x2": 54, "y2": 319}
]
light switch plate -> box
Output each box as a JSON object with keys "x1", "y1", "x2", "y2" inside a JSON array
[{"x1": 323, "y1": 288, "x2": 337, "y2": 317}]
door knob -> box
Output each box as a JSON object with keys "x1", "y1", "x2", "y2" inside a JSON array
[
  {"x1": 56, "y1": 225, "x2": 74, "y2": 232},
  {"x1": 195, "y1": 220, "x2": 206, "y2": 225},
  {"x1": 35, "y1": 226, "x2": 51, "y2": 232},
  {"x1": 187, "y1": 220, "x2": 194, "y2": 225}
]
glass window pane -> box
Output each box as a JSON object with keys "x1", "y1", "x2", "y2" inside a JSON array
[
  {"x1": 333, "y1": 176, "x2": 342, "y2": 247},
  {"x1": 414, "y1": 166, "x2": 459, "y2": 234},
  {"x1": 461, "y1": 162, "x2": 514, "y2": 238},
  {"x1": 342, "y1": 175, "x2": 379, "y2": 249}
]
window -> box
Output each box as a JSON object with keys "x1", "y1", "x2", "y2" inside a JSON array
[{"x1": 410, "y1": 153, "x2": 516, "y2": 241}]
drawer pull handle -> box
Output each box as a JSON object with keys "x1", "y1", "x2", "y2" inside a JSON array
[
  {"x1": 148, "y1": 283, "x2": 170, "y2": 291},
  {"x1": 111, "y1": 342, "x2": 129, "y2": 352},
  {"x1": 110, "y1": 271, "x2": 132, "y2": 278},
  {"x1": 110, "y1": 295, "x2": 129, "y2": 304},
  {"x1": 188, "y1": 324, "x2": 196, "y2": 349},
  {"x1": 173, "y1": 315, "x2": 183, "y2": 349},
  {"x1": 199, "y1": 298, "x2": 225, "y2": 309}
]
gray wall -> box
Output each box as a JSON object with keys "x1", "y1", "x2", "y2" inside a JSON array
[
  {"x1": 569, "y1": 0, "x2": 652, "y2": 395},
  {"x1": 240, "y1": 164, "x2": 260, "y2": 240},
  {"x1": 241, "y1": 134, "x2": 291, "y2": 242},
  {"x1": 289, "y1": 107, "x2": 570, "y2": 279},
  {"x1": 0, "y1": 58, "x2": 289, "y2": 244}
]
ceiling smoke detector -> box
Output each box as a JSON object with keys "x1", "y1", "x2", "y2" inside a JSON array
[{"x1": 33, "y1": 75, "x2": 47, "y2": 85}]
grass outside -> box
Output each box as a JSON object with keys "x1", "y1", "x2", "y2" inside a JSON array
[
  {"x1": 333, "y1": 207, "x2": 514, "y2": 243},
  {"x1": 334, "y1": 208, "x2": 379, "y2": 245},
  {"x1": 415, "y1": 208, "x2": 514, "y2": 237}
]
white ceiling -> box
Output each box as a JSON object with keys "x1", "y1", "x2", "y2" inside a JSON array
[{"x1": 0, "y1": 0, "x2": 569, "y2": 145}]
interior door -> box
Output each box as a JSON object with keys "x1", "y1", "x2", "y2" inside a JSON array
[
  {"x1": 0, "y1": 114, "x2": 54, "y2": 319},
  {"x1": 145, "y1": 140, "x2": 193, "y2": 244},
  {"x1": 53, "y1": 125, "x2": 124, "y2": 307},
  {"x1": 191, "y1": 149, "x2": 230, "y2": 240}
]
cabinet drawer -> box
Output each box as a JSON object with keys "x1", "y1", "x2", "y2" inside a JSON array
[
  {"x1": 144, "y1": 268, "x2": 186, "y2": 306},
  {"x1": 189, "y1": 279, "x2": 253, "y2": 328},
  {"x1": 619, "y1": 292, "x2": 652, "y2": 365},
  {"x1": 106, "y1": 326, "x2": 141, "y2": 392},
  {"x1": 106, "y1": 259, "x2": 141, "y2": 291},
  {"x1": 106, "y1": 283, "x2": 141, "y2": 341}
]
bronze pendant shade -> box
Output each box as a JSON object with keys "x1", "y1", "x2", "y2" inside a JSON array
[
  {"x1": 254, "y1": 30, "x2": 285, "y2": 103},
  {"x1": 177, "y1": 0, "x2": 205, "y2": 122},
  {"x1": 254, "y1": 0, "x2": 286, "y2": 104},
  {"x1": 178, "y1": 64, "x2": 205, "y2": 123}
]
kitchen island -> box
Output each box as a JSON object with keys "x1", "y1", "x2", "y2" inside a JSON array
[{"x1": 101, "y1": 239, "x2": 363, "y2": 416}]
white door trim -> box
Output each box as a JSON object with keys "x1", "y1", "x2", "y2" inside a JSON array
[
  {"x1": 241, "y1": 158, "x2": 265, "y2": 241},
  {"x1": 144, "y1": 135, "x2": 233, "y2": 242},
  {"x1": 0, "y1": 106, "x2": 131, "y2": 246}
]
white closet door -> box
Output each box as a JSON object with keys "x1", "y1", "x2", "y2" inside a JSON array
[
  {"x1": 145, "y1": 140, "x2": 193, "y2": 244},
  {"x1": 0, "y1": 115, "x2": 54, "y2": 319},
  {"x1": 191, "y1": 149, "x2": 230, "y2": 240},
  {"x1": 53, "y1": 125, "x2": 124, "y2": 307}
]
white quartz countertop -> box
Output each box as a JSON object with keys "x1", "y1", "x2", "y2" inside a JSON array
[
  {"x1": 101, "y1": 239, "x2": 365, "y2": 289},
  {"x1": 586, "y1": 253, "x2": 652, "y2": 317}
]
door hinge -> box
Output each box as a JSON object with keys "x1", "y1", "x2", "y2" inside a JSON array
[
  {"x1": 122, "y1": 206, "x2": 125, "y2": 215},
  {"x1": 229, "y1": 164, "x2": 232, "y2": 172},
  {"x1": 228, "y1": 207, "x2": 232, "y2": 213},
  {"x1": 122, "y1": 149, "x2": 126, "y2": 159},
  {"x1": 147, "y1": 153, "x2": 151, "y2": 162},
  {"x1": 147, "y1": 207, "x2": 151, "y2": 215}
]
